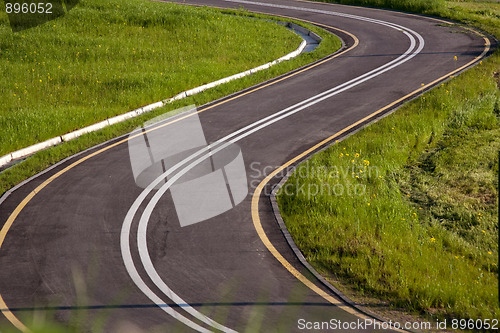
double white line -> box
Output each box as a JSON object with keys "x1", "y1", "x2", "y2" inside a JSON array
[{"x1": 120, "y1": 1, "x2": 425, "y2": 331}]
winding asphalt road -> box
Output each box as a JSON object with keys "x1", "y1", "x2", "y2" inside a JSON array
[{"x1": 0, "y1": 0, "x2": 493, "y2": 332}]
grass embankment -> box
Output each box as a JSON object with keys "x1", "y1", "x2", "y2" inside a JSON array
[
  {"x1": 0, "y1": 0, "x2": 341, "y2": 196},
  {"x1": 279, "y1": 0, "x2": 499, "y2": 322},
  {"x1": 0, "y1": 0, "x2": 300, "y2": 155}
]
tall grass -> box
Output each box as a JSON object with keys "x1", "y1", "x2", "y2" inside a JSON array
[{"x1": 279, "y1": 0, "x2": 499, "y2": 322}]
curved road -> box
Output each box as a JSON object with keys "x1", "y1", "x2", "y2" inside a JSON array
[{"x1": 0, "y1": 0, "x2": 492, "y2": 332}]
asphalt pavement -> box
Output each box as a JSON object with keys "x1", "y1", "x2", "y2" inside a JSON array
[{"x1": 0, "y1": 0, "x2": 493, "y2": 332}]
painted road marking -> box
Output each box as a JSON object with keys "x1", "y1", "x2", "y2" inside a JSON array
[{"x1": 125, "y1": 14, "x2": 424, "y2": 332}]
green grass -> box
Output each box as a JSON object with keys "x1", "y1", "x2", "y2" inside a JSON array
[
  {"x1": 0, "y1": 0, "x2": 341, "y2": 196},
  {"x1": 0, "y1": 0, "x2": 303, "y2": 156},
  {"x1": 279, "y1": 0, "x2": 499, "y2": 322}
]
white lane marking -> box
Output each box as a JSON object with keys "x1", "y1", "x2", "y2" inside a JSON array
[
  {"x1": 120, "y1": 208, "x2": 213, "y2": 332},
  {"x1": 122, "y1": 2, "x2": 425, "y2": 331}
]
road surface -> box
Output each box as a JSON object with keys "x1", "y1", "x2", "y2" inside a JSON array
[{"x1": 0, "y1": 0, "x2": 492, "y2": 332}]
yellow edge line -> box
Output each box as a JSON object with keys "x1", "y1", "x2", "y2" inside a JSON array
[
  {"x1": 0, "y1": 15, "x2": 357, "y2": 333},
  {"x1": 250, "y1": 35, "x2": 490, "y2": 327}
]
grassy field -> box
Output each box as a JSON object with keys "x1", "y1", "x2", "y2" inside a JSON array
[
  {"x1": 279, "y1": 0, "x2": 499, "y2": 322},
  {"x1": 0, "y1": 0, "x2": 341, "y2": 196}
]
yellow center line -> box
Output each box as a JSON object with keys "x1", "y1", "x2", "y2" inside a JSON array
[{"x1": 0, "y1": 15, "x2": 357, "y2": 333}]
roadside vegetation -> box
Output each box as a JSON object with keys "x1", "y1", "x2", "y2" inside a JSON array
[
  {"x1": 280, "y1": 0, "x2": 499, "y2": 322},
  {"x1": 0, "y1": 0, "x2": 341, "y2": 196}
]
